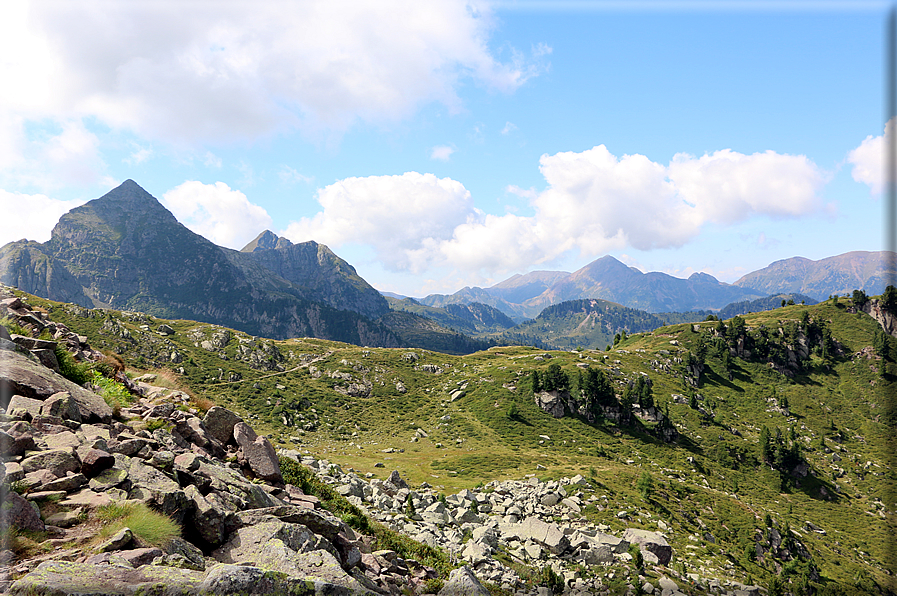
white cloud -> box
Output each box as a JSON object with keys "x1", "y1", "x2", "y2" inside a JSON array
[
  {"x1": 125, "y1": 144, "x2": 152, "y2": 165},
  {"x1": 430, "y1": 145, "x2": 455, "y2": 161},
  {"x1": 162, "y1": 181, "x2": 272, "y2": 249},
  {"x1": 0, "y1": 190, "x2": 86, "y2": 246},
  {"x1": 505, "y1": 184, "x2": 537, "y2": 199},
  {"x1": 501, "y1": 121, "x2": 517, "y2": 135},
  {"x1": 848, "y1": 118, "x2": 892, "y2": 195},
  {"x1": 279, "y1": 166, "x2": 314, "y2": 185},
  {"x1": 282, "y1": 172, "x2": 473, "y2": 272},
  {"x1": 203, "y1": 152, "x2": 222, "y2": 169},
  {"x1": 0, "y1": 0, "x2": 543, "y2": 151},
  {"x1": 283, "y1": 145, "x2": 827, "y2": 279}
]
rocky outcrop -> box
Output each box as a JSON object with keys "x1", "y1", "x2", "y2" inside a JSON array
[
  {"x1": 0, "y1": 291, "x2": 428, "y2": 595},
  {"x1": 862, "y1": 298, "x2": 897, "y2": 337}
]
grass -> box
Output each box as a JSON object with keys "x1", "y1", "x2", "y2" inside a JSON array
[
  {"x1": 54, "y1": 344, "x2": 92, "y2": 385},
  {"x1": 32, "y1": 290, "x2": 897, "y2": 594},
  {"x1": 93, "y1": 502, "x2": 180, "y2": 548},
  {"x1": 0, "y1": 316, "x2": 29, "y2": 336}
]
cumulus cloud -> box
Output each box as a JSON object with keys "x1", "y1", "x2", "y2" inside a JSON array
[
  {"x1": 282, "y1": 172, "x2": 474, "y2": 272},
  {"x1": 284, "y1": 145, "x2": 827, "y2": 278},
  {"x1": 848, "y1": 118, "x2": 892, "y2": 195},
  {"x1": 0, "y1": 191, "x2": 86, "y2": 245},
  {"x1": 430, "y1": 145, "x2": 455, "y2": 161},
  {"x1": 0, "y1": 0, "x2": 543, "y2": 150},
  {"x1": 162, "y1": 181, "x2": 272, "y2": 249}
]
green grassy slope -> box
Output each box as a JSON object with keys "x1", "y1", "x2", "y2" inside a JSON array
[{"x1": 22, "y1": 290, "x2": 896, "y2": 595}]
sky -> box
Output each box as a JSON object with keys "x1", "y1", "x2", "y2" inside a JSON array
[{"x1": 0, "y1": 0, "x2": 892, "y2": 298}]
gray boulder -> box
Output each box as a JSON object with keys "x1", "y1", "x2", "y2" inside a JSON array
[
  {"x1": 623, "y1": 528, "x2": 673, "y2": 565},
  {"x1": 202, "y1": 406, "x2": 243, "y2": 446},
  {"x1": 7, "y1": 560, "x2": 204, "y2": 595},
  {"x1": 0, "y1": 349, "x2": 112, "y2": 422},
  {"x1": 0, "y1": 492, "x2": 44, "y2": 532},
  {"x1": 233, "y1": 422, "x2": 283, "y2": 483},
  {"x1": 20, "y1": 449, "x2": 80, "y2": 478},
  {"x1": 438, "y1": 565, "x2": 491, "y2": 596}
]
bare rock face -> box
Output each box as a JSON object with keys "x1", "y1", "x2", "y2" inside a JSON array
[{"x1": 233, "y1": 422, "x2": 283, "y2": 484}]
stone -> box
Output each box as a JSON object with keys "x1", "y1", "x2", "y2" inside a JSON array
[
  {"x1": 89, "y1": 467, "x2": 129, "y2": 491},
  {"x1": 0, "y1": 492, "x2": 44, "y2": 532},
  {"x1": 623, "y1": 528, "x2": 673, "y2": 565},
  {"x1": 41, "y1": 473, "x2": 86, "y2": 493},
  {"x1": 184, "y1": 484, "x2": 226, "y2": 547},
  {"x1": 7, "y1": 560, "x2": 204, "y2": 595},
  {"x1": 387, "y1": 469, "x2": 409, "y2": 490},
  {"x1": 199, "y1": 563, "x2": 353, "y2": 596},
  {"x1": 203, "y1": 406, "x2": 243, "y2": 446},
  {"x1": 44, "y1": 509, "x2": 84, "y2": 528},
  {"x1": 163, "y1": 537, "x2": 206, "y2": 571},
  {"x1": 5, "y1": 395, "x2": 42, "y2": 419},
  {"x1": 39, "y1": 392, "x2": 82, "y2": 423},
  {"x1": 233, "y1": 422, "x2": 283, "y2": 483},
  {"x1": 120, "y1": 547, "x2": 164, "y2": 567},
  {"x1": 0, "y1": 349, "x2": 112, "y2": 422},
  {"x1": 97, "y1": 527, "x2": 133, "y2": 552},
  {"x1": 438, "y1": 565, "x2": 491, "y2": 596},
  {"x1": 43, "y1": 430, "x2": 81, "y2": 452},
  {"x1": 20, "y1": 449, "x2": 80, "y2": 478},
  {"x1": 81, "y1": 448, "x2": 116, "y2": 478}
]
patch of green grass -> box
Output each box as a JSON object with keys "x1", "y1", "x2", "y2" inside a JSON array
[
  {"x1": 0, "y1": 316, "x2": 29, "y2": 336},
  {"x1": 94, "y1": 502, "x2": 179, "y2": 548}
]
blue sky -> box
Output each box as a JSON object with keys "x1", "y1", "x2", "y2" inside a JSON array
[{"x1": 0, "y1": 0, "x2": 891, "y2": 297}]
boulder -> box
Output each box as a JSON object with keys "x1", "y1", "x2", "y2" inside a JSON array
[
  {"x1": 623, "y1": 528, "x2": 673, "y2": 565},
  {"x1": 0, "y1": 492, "x2": 44, "y2": 532},
  {"x1": 7, "y1": 560, "x2": 204, "y2": 595},
  {"x1": 5, "y1": 395, "x2": 43, "y2": 419},
  {"x1": 39, "y1": 392, "x2": 81, "y2": 423},
  {"x1": 233, "y1": 422, "x2": 283, "y2": 483},
  {"x1": 0, "y1": 349, "x2": 112, "y2": 422},
  {"x1": 202, "y1": 406, "x2": 243, "y2": 446},
  {"x1": 20, "y1": 449, "x2": 80, "y2": 478},
  {"x1": 438, "y1": 565, "x2": 491, "y2": 596},
  {"x1": 81, "y1": 449, "x2": 116, "y2": 478},
  {"x1": 212, "y1": 520, "x2": 366, "y2": 591},
  {"x1": 199, "y1": 563, "x2": 364, "y2": 596}
]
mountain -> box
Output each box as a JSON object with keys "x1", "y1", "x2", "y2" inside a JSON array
[
  {"x1": 716, "y1": 293, "x2": 819, "y2": 319},
  {"x1": 509, "y1": 298, "x2": 670, "y2": 350},
  {"x1": 732, "y1": 251, "x2": 897, "y2": 300},
  {"x1": 0, "y1": 180, "x2": 399, "y2": 346},
  {"x1": 422, "y1": 255, "x2": 767, "y2": 318},
  {"x1": 386, "y1": 297, "x2": 516, "y2": 336}
]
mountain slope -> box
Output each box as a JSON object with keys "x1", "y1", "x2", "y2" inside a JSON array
[{"x1": 733, "y1": 251, "x2": 897, "y2": 300}]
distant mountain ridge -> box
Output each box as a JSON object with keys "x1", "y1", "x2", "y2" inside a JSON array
[
  {"x1": 418, "y1": 252, "x2": 895, "y2": 321},
  {"x1": 732, "y1": 251, "x2": 896, "y2": 300},
  {"x1": 0, "y1": 180, "x2": 398, "y2": 346},
  {"x1": 421, "y1": 255, "x2": 767, "y2": 318}
]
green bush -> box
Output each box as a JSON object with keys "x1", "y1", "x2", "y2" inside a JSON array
[
  {"x1": 0, "y1": 317, "x2": 29, "y2": 336},
  {"x1": 54, "y1": 345, "x2": 91, "y2": 385}
]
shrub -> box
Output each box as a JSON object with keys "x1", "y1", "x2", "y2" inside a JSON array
[
  {"x1": 95, "y1": 502, "x2": 179, "y2": 548},
  {"x1": 54, "y1": 345, "x2": 91, "y2": 385}
]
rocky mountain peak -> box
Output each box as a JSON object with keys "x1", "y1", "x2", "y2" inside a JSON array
[{"x1": 240, "y1": 230, "x2": 294, "y2": 252}]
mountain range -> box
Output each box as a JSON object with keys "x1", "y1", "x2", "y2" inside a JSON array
[
  {"x1": 1, "y1": 179, "x2": 894, "y2": 353},
  {"x1": 418, "y1": 252, "x2": 895, "y2": 321}
]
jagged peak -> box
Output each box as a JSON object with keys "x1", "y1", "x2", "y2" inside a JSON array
[{"x1": 241, "y1": 230, "x2": 295, "y2": 252}]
